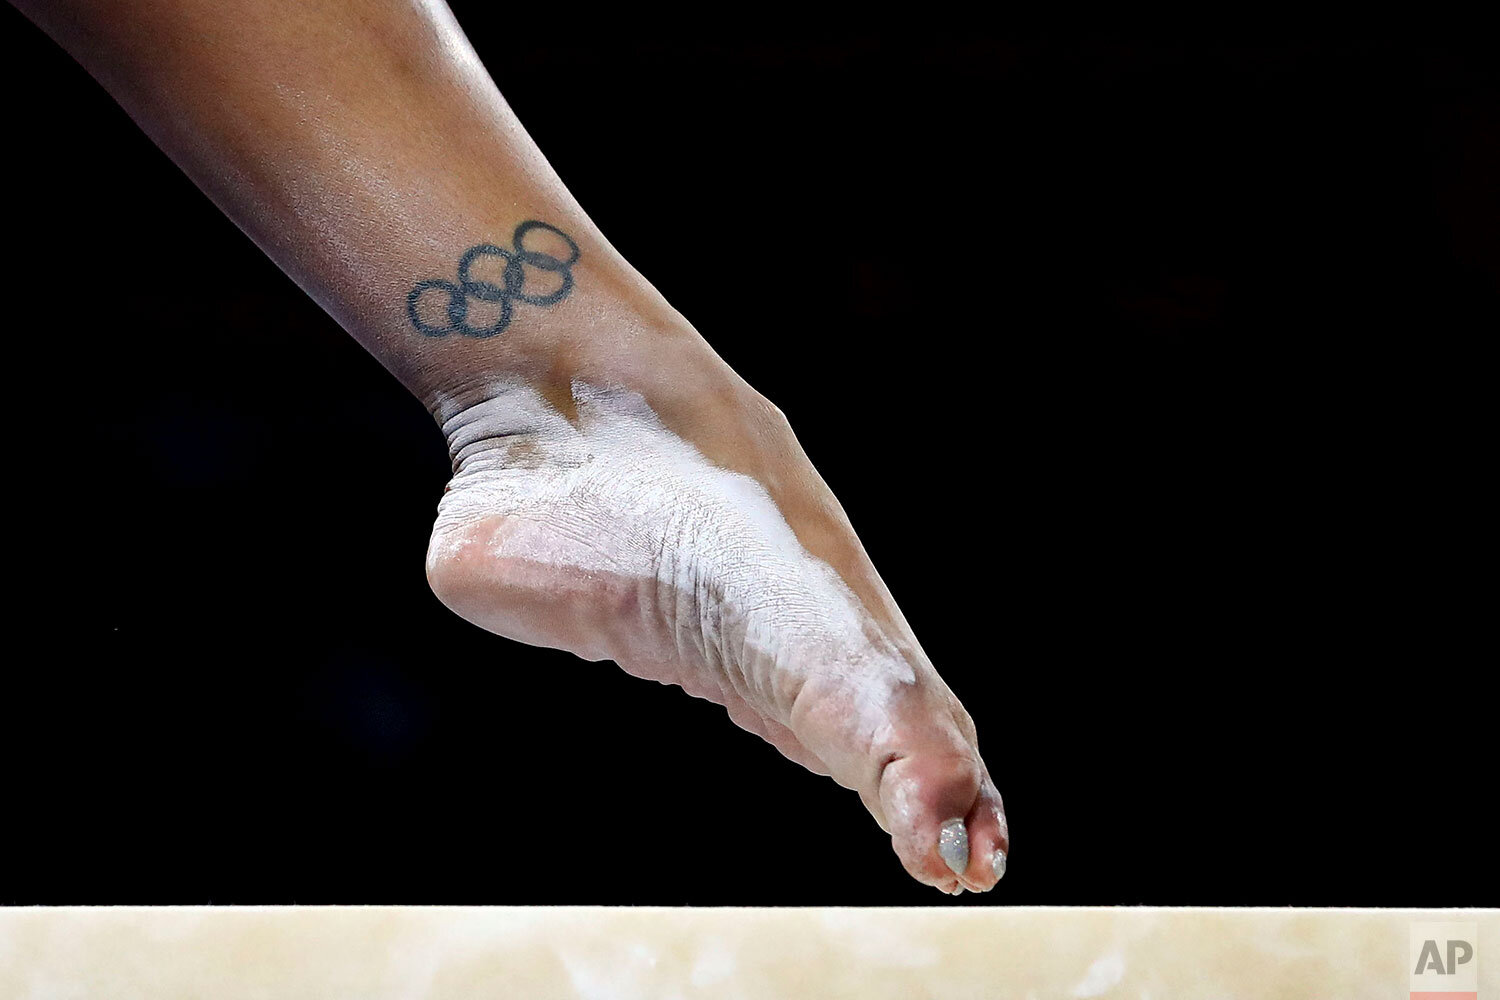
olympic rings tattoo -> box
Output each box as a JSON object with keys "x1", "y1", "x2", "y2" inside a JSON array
[{"x1": 406, "y1": 220, "x2": 581, "y2": 338}]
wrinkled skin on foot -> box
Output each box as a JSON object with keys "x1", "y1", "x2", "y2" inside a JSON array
[{"x1": 425, "y1": 360, "x2": 1008, "y2": 894}]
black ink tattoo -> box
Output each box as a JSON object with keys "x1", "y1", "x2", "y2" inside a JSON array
[{"x1": 406, "y1": 220, "x2": 580, "y2": 338}]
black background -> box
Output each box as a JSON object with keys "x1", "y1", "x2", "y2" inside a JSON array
[{"x1": 2, "y1": 12, "x2": 1494, "y2": 906}]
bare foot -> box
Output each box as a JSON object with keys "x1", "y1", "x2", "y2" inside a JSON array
[
  {"x1": 424, "y1": 347, "x2": 1008, "y2": 894},
  {"x1": 15, "y1": 0, "x2": 1004, "y2": 893}
]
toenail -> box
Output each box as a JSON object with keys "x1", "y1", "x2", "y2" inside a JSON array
[
  {"x1": 937, "y1": 818, "x2": 969, "y2": 876},
  {"x1": 992, "y1": 848, "x2": 1007, "y2": 881}
]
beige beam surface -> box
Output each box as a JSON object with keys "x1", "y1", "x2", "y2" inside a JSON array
[{"x1": 2, "y1": 906, "x2": 1496, "y2": 999}]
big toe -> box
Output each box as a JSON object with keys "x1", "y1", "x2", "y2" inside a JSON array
[{"x1": 876, "y1": 720, "x2": 1009, "y2": 894}]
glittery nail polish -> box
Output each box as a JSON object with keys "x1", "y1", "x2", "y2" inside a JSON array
[{"x1": 937, "y1": 818, "x2": 969, "y2": 876}]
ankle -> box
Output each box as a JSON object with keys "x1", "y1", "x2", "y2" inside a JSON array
[{"x1": 426, "y1": 321, "x2": 760, "y2": 477}]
